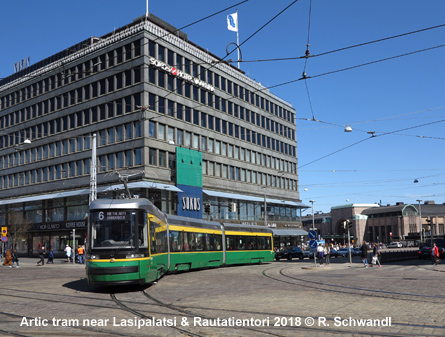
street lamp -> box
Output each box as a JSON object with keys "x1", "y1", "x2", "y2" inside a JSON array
[
  {"x1": 309, "y1": 200, "x2": 315, "y2": 231},
  {"x1": 416, "y1": 199, "x2": 422, "y2": 245},
  {"x1": 309, "y1": 200, "x2": 316, "y2": 266}
]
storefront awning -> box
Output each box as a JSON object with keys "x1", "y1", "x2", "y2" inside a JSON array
[
  {"x1": 0, "y1": 182, "x2": 182, "y2": 206},
  {"x1": 203, "y1": 190, "x2": 308, "y2": 207},
  {"x1": 272, "y1": 229, "x2": 308, "y2": 237},
  {"x1": 101, "y1": 181, "x2": 182, "y2": 192}
]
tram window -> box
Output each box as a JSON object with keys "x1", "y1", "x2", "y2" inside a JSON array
[
  {"x1": 226, "y1": 236, "x2": 235, "y2": 250},
  {"x1": 196, "y1": 233, "x2": 205, "y2": 251},
  {"x1": 257, "y1": 237, "x2": 266, "y2": 250},
  {"x1": 265, "y1": 237, "x2": 272, "y2": 250},
  {"x1": 237, "y1": 236, "x2": 246, "y2": 250},
  {"x1": 155, "y1": 230, "x2": 167, "y2": 253},
  {"x1": 170, "y1": 231, "x2": 182, "y2": 252},
  {"x1": 208, "y1": 234, "x2": 222, "y2": 251},
  {"x1": 183, "y1": 232, "x2": 190, "y2": 251},
  {"x1": 138, "y1": 222, "x2": 148, "y2": 248},
  {"x1": 247, "y1": 238, "x2": 256, "y2": 250}
]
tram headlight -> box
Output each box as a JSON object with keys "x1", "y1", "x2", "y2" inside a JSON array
[
  {"x1": 86, "y1": 254, "x2": 99, "y2": 260},
  {"x1": 126, "y1": 253, "x2": 144, "y2": 259}
]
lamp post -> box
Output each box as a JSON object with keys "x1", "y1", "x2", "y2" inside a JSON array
[
  {"x1": 310, "y1": 200, "x2": 316, "y2": 266},
  {"x1": 416, "y1": 199, "x2": 422, "y2": 246},
  {"x1": 90, "y1": 133, "x2": 97, "y2": 204}
]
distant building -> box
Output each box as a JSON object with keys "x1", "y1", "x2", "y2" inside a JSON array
[{"x1": 302, "y1": 201, "x2": 445, "y2": 246}]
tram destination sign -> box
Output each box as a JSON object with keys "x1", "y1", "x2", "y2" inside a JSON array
[{"x1": 96, "y1": 211, "x2": 131, "y2": 221}]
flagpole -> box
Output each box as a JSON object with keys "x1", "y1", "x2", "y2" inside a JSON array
[
  {"x1": 236, "y1": 9, "x2": 240, "y2": 69},
  {"x1": 146, "y1": 0, "x2": 149, "y2": 19}
]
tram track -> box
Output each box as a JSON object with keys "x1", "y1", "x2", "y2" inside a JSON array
[
  {"x1": 262, "y1": 265, "x2": 445, "y2": 304},
  {"x1": 260, "y1": 265, "x2": 445, "y2": 335}
]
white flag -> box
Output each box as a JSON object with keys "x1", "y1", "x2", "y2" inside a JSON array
[{"x1": 227, "y1": 13, "x2": 238, "y2": 32}]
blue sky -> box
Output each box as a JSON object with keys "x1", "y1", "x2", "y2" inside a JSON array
[{"x1": 1, "y1": 1, "x2": 445, "y2": 212}]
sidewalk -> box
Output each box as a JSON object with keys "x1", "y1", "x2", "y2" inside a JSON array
[{"x1": 1, "y1": 257, "x2": 86, "y2": 269}]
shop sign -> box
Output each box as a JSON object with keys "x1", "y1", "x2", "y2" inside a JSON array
[
  {"x1": 149, "y1": 57, "x2": 215, "y2": 92},
  {"x1": 38, "y1": 223, "x2": 61, "y2": 230},
  {"x1": 66, "y1": 221, "x2": 86, "y2": 229}
]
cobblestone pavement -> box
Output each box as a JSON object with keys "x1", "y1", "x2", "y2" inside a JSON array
[{"x1": 0, "y1": 257, "x2": 444, "y2": 336}]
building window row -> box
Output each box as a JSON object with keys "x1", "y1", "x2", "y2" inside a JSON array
[
  {"x1": 0, "y1": 121, "x2": 141, "y2": 170},
  {"x1": 205, "y1": 197, "x2": 300, "y2": 222},
  {"x1": 149, "y1": 118, "x2": 297, "y2": 165},
  {"x1": 148, "y1": 40, "x2": 294, "y2": 124},
  {"x1": 0, "y1": 39, "x2": 142, "y2": 111},
  {"x1": 0, "y1": 71, "x2": 141, "y2": 137},
  {"x1": 202, "y1": 160, "x2": 297, "y2": 191},
  {"x1": 0, "y1": 94, "x2": 141, "y2": 149},
  {"x1": 0, "y1": 148, "x2": 142, "y2": 190},
  {"x1": 148, "y1": 93, "x2": 295, "y2": 143}
]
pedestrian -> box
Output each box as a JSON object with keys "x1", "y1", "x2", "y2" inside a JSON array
[
  {"x1": 47, "y1": 248, "x2": 54, "y2": 264},
  {"x1": 2, "y1": 249, "x2": 12, "y2": 266},
  {"x1": 65, "y1": 244, "x2": 72, "y2": 263},
  {"x1": 324, "y1": 243, "x2": 331, "y2": 266},
  {"x1": 371, "y1": 242, "x2": 381, "y2": 268},
  {"x1": 317, "y1": 243, "x2": 324, "y2": 265},
  {"x1": 360, "y1": 241, "x2": 369, "y2": 268},
  {"x1": 77, "y1": 245, "x2": 85, "y2": 264},
  {"x1": 431, "y1": 242, "x2": 440, "y2": 265},
  {"x1": 36, "y1": 247, "x2": 45, "y2": 266},
  {"x1": 10, "y1": 249, "x2": 19, "y2": 268}
]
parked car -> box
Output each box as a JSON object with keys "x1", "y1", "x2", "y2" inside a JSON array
[
  {"x1": 387, "y1": 242, "x2": 403, "y2": 248},
  {"x1": 303, "y1": 249, "x2": 315, "y2": 259},
  {"x1": 329, "y1": 248, "x2": 339, "y2": 258},
  {"x1": 337, "y1": 248, "x2": 350, "y2": 257},
  {"x1": 352, "y1": 248, "x2": 362, "y2": 256},
  {"x1": 418, "y1": 246, "x2": 445, "y2": 260},
  {"x1": 275, "y1": 246, "x2": 304, "y2": 261}
]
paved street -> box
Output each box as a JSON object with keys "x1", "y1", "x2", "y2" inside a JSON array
[{"x1": 0, "y1": 256, "x2": 444, "y2": 337}]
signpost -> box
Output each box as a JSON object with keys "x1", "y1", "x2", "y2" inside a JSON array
[{"x1": 309, "y1": 238, "x2": 318, "y2": 267}]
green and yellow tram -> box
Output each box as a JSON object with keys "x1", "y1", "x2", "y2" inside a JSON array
[{"x1": 86, "y1": 198, "x2": 274, "y2": 286}]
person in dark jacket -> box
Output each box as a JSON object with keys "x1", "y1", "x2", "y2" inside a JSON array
[
  {"x1": 360, "y1": 241, "x2": 369, "y2": 268},
  {"x1": 10, "y1": 249, "x2": 19, "y2": 268},
  {"x1": 47, "y1": 249, "x2": 54, "y2": 264},
  {"x1": 36, "y1": 247, "x2": 45, "y2": 266}
]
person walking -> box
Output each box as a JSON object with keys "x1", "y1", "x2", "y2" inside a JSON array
[
  {"x1": 317, "y1": 243, "x2": 324, "y2": 266},
  {"x1": 324, "y1": 243, "x2": 331, "y2": 266},
  {"x1": 65, "y1": 245, "x2": 72, "y2": 263},
  {"x1": 36, "y1": 247, "x2": 45, "y2": 266},
  {"x1": 10, "y1": 249, "x2": 19, "y2": 268},
  {"x1": 77, "y1": 245, "x2": 85, "y2": 264},
  {"x1": 371, "y1": 242, "x2": 381, "y2": 268},
  {"x1": 47, "y1": 249, "x2": 54, "y2": 264},
  {"x1": 431, "y1": 242, "x2": 440, "y2": 265},
  {"x1": 360, "y1": 241, "x2": 369, "y2": 268}
]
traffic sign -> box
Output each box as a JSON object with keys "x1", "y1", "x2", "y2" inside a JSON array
[
  {"x1": 1, "y1": 227, "x2": 6, "y2": 236},
  {"x1": 309, "y1": 240, "x2": 317, "y2": 253},
  {"x1": 1, "y1": 236, "x2": 8, "y2": 242},
  {"x1": 309, "y1": 239, "x2": 318, "y2": 248},
  {"x1": 308, "y1": 230, "x2": 317, "y2": 240}
]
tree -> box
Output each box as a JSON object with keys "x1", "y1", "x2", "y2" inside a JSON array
[{"x1": 6, "y1": 210, "x2": 31, "y2": 250}]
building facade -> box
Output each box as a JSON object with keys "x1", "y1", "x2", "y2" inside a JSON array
[
  {"x1": 0, "y1": 14, "x2": 305, "y2": 256},
  {"x1": 302, "y1": 201, "x2": 445, "y2": 247}
]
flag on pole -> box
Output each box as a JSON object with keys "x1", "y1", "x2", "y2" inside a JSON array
[{"x1": 227, "y1": 13, "x2": 238, "y2": 32}]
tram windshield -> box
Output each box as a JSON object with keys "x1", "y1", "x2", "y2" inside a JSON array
[{"x1": 90, "y1": 210, "x2": 147, "y2": 249}]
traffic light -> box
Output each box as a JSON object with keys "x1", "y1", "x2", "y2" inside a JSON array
[
  {"x1": 229, "y1": 202, "x2": 237, "y2": 213},
  {"x1": 204, "y1": 203, "x2": 211, "y2": 213}
]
